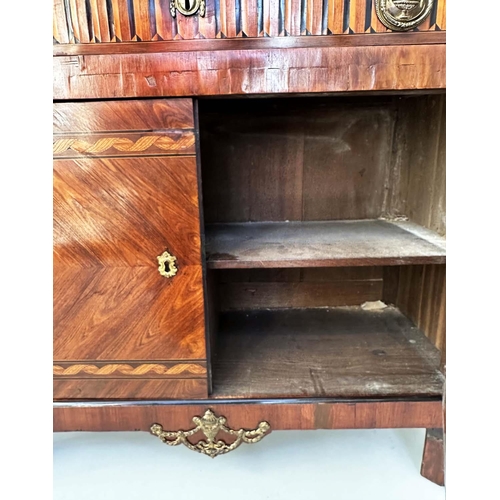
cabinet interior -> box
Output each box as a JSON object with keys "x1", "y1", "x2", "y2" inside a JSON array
[{"x1": 198, "y1": 93, "x2": 446, "y2": 399}]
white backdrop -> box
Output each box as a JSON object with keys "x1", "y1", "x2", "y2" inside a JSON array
[{"x1": 54, "y1": 428, "x2": 444, "y2": 500}]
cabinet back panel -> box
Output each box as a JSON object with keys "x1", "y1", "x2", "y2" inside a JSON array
[
  {"x1": 217, "y1": 267, "x2": 383, "y2": 311},
  {"x1": 200, "y1": 96, "x2": 396, "y2": 223}
]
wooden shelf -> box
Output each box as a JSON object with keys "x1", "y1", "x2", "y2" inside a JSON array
[
  {"x1": 205, "y1": 220, "x2": 446, "y2": 269},
  {"x1": 212, "y1": 307, "x2": 444, "y2": 400}
]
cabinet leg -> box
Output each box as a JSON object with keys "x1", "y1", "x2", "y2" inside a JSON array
[{"x1": 420, "y1": 428, "x2": 445, "y2": 486}]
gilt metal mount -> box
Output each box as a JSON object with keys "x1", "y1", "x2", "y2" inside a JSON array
[
  {"x1": 375, "y1": 0, "x2": 434, "y2": 31},
  {"x1": 157, "y1": 250, "x2": 178, "y2": 278},
  {"x1": 170, "y1": 0, "x2": 206, "y2": 18},
  {"x1": 150, "y1": 409, "x2": 271, "y2": 458}
]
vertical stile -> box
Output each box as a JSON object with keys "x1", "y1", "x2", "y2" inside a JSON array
[
  {"x1": 328, "y1": 0, "x2": 344, "y2": 34},
  {"x1": 132, "y1": 0, "x2": 152, "y2": 41},
  {"x1": 263, "y1": 0, "x2": 271, "y2": 36},
  {"x1": 268, "y1": 0, "x2": 280, "y2": 36},
  {"x1": 363, "y1": 0, "x2": 371, "y2": 33},
  {"x1": 98, "y1": 0, "x2": 112, "y2": 41},
  {"x1": 154, "y1": 0, "x2": 174, "y2": 40},
  {"x1": 436, "y1": 0, "x2": 446, "y2": 30},
  {"x1": 54, "y1": 0, "x2": 70, "y2": 43},
  {"x1": 241, "y1": 0, "x2": 260, "y2": 37},
  {"x1": 68, "y1": 0, "x2": 83, "y2": 42},
  {"x1": 235, "y1": 0, "x2": 242, "y2": 35},
  {"x1": 199, "y1": 0, "x2": 218, "y2": 38},
  {"x1": 110, "y1": 0, "x2": 134, "y2": 41},
  {"x1": 224, "y1": 0, "x2": 237, "y2": 38},
  {"x1": 219, "y1": 0, "x2": 228, "y2": 37},
  {"x1": 349, "y1": 0, "x2": 366, "y2": 33},
  {"x1": 89, "y1": 0, "x2": 105, "y2": 41},
  {"x1": 370, "y1": 0, "x2": 386, "y2": 32},
  {"x1": 286, "y1": 0, "x2": 301, "y2": 36}
]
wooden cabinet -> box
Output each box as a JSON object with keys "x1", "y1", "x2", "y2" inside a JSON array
[{"x1": 53, "y1": 0, "x2": 445, "y2": 485}]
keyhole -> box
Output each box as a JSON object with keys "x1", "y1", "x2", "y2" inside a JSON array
[{"x1": 163, "y1": 261, "x2": 172, "y2": 274}]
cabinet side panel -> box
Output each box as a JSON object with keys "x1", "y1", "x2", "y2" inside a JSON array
[
  {"x1": 388, "y1": 94, "x2": 446, "y2": 236},
  {"x1": 395, "y1": 264, "x2": 445, "y2": 367}
]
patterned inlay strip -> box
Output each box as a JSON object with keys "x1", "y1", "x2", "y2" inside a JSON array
[
  {"x1": 53, "y1": 363, "x2": 207, "y2": 377},
  {"x1": 53, "y1": 134, "x2": 195, "y2": 155}
]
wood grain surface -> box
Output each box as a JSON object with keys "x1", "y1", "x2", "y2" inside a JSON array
[
  {"x1": 53, "y1": 157, "x2": 207, "y2": 398},
  {"x1": 53, "y1": 43, "x2": 445, "y2": 99},
  {"x1": 211, "y1": 307, "x2": 444, "y2": 399},
  {"x1": 53, "y1": 99, "x2": 195, "y2": 132},
  {"x1": 386, "y1": 94, "x2": 446, "y2": 236},
  {"x1": 53, "y1": 379, "x2": 208, "y2": 400},
  {"x1": 53, "y1": 100, "x2": 207, "y2": 400},
  {"x1": 54, "y1": 100, "x2": 196, "y2": 158},
  {"x1": 53, "y1": 399, "x2": 443, "y2": 431},
  {"x1": 421, "y1": 428, "x2": 445, "y2": 486}
]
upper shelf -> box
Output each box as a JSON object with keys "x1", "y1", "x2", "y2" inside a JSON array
[{"x1": 205, "y1": 219, "x2": 446, "y2": 269}]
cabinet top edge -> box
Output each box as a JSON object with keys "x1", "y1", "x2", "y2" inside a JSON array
[{"x1": 53, "y1": 32, "x2": 446, "y2": 58}]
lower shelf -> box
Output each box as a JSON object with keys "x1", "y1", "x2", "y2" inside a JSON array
[{"x1": 212, "y1": 306, "x2": 444, "y2": 399}]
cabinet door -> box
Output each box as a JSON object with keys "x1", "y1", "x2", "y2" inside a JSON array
[{"x1": 53, "y1": 99, "x2": 207, "y2": 399}]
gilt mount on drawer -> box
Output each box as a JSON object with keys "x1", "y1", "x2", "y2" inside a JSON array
[
  {"x1": 53, "y1": 0, "x2": 445, "y2": 487},
  {"x1": 150, "y1": 409, "x2": 271, "y2": 458},
  {"x1": 375, "y1": 0, "x2": 434, "y2": 31}
]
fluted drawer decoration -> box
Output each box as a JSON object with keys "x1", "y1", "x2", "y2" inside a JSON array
[
  {"x1": 53, "y1": 0, "x2": 445, "y2": 44},
  {"x1": 150, "y1": 409, "x2": 271, "y2": 457}
]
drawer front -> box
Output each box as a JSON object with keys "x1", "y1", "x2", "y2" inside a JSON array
[
  {"x1": 53, "y1": 99, "x2": 207, "y2": 400},
  {"x1": 53, "y1": 0, "x2": 445, "y2": 44}
]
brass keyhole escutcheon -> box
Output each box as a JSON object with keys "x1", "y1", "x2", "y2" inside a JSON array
[
  {"x1": 157, "y1": 250, "x2": 178, "y2": 278},
  {"x1": 170, "y1": 0, "x2": 205, "y2": 17}
]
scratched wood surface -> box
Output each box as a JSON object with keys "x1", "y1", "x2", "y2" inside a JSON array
[
  {"x1": 53, "y1": 0, "x2": 446, "y2": 44},
  {"x1": 205, "y1": 220, "x2": 446, "y2": 268},
  {"x1": 53, "y1": 100, "x2": 207, "y2": 400},
  {"x1": 53, "y1": 43, "x2": 446, "y2": 99},
  {"x1": 211, "y1": 307, "x2": 445, "y2": 399},
  {"x1": 53, "y1": 399, "x2": 444, "y2": 431}
]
